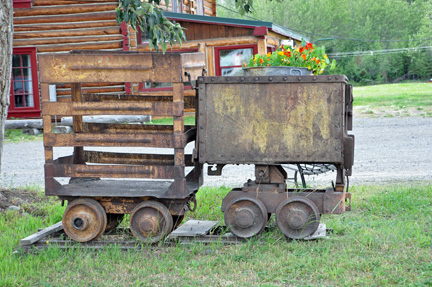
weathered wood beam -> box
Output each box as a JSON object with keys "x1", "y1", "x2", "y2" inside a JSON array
[
  {"x1": 14, "y1": 26, "x2": 121, "y2": 39},
  {"x1": 36, "y1": 41, "x2": 123, "y2": 53},
  {"x1": 5, "y1": 119, "x2": 43, "y2": 130},
  {"x1": 14, "y1": 20, "x2": 118, "y2": 32},
  {"x1": 13, "y1": 35, "x2": 123, "y2": 47},
  {"x1": 61, "y1": 115, "x2": 151, "y2": 126},
  {"x1": 33, "y1": 0, "x2": 117, "y2": 6},
  {"x1": 13, "y1": 3, "x2": 117, "y2": 17},
  {"x1": 13, "y1": 11, "x2": 115, "y2": 25},
  {"x1": 20, "y1": 222, "x2": 63, "y2": 246}
]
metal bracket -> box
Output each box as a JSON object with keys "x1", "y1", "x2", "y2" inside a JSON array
[{"x1": 207, "y1": 164, "x2": 225, "y2": 176}]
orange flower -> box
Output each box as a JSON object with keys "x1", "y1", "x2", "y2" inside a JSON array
[
  {"x1": 299, "y1": 47, "x2": 305, "y2": 53},
  {"x1": 306, "y1": 43, "x2": 314, "y2": 50},
  {"x1": 284, "y1": 51, "x2": 291, "y2": 57},
  {"x1": 259, "y1": 58, "x2": 264, "y2": 64},
  {"x1": 301, "y1": 54, "x2": 307, "y2": 60}
]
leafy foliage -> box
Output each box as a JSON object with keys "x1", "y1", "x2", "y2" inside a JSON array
[{"x1": 116, "y1": 0, "x2": 185, "y2": 53}]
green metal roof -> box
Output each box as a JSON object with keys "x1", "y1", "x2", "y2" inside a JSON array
[{"x1": 163, "y1": 12, "x2": 309, "y2": 42}]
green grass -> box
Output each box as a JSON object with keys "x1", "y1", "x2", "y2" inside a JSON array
[
  {"x1": 4, "y1": 129, "x2": 43, "y2": 142},
  {"x1": 149, "y1": 116, "x2": 196, "y2": 126},
  {"x1": 353, "y1": 83, "x2": 432, "y2": 109},
  {"x1": 1, "y1": 184, "x2": 431, "y2": 286}
]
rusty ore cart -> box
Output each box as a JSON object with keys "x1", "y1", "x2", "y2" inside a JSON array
[{"x1": 39, "y1": 51, "x2": 354, "y2": 243}]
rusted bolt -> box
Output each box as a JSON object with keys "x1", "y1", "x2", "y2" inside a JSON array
[
  {"x1": 328, "y1": 76, "x2": 332, "y2": 80},
  {"x1": 269, "y1": 77, "x2": 273, "y2": 81},
  {"x1": 298, "y1": 77, "x2": 302, "y2": 81},
  {"x1": 240, "y1": 77, "x2": 245, "y2": 81},
  {"x1": 226, "y1": 78, "x2": 230, "y2": 81},
  {"x1": 254, "y1": 77, "x2": 259, "y2": 81},
  {"x1": 211, "y1": 77, "x2": 215, "y2": 81},
  {"x1": 313, "y1": 77, "x2": 317, "y2": 81},
  {"x1": 200, "y1": 126, "x2": 203, "y2": 129},
  {"x1": 283, "y1": 77, "x2": 287, "y2": 81}
]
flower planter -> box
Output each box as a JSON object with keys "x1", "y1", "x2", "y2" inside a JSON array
[{"x1": 243, "y1": 66, "x2": 312, "y2": 76}]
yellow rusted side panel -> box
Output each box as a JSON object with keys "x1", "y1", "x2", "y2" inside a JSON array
[{"x1": 201, "y1": 81, "x2": 343, "y2": 164}]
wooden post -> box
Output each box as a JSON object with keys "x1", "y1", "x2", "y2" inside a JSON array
[
  {"x1": 257, "y1": 37, "x2": 267, "y2": 55},
  {"x1": 71, "y1": 83, "x2": 84, "y2": 164}
]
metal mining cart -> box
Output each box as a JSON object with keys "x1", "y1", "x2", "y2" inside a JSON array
[
  {"x1": 39, "y1": 51, "x2": 205, "y2": 243},
  {"x1": 197, "y1": 75, "x2": 354, "y2": 239}
]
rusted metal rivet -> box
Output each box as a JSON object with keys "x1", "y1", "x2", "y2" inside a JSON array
[
  {"x1": 254, "y1": 77, "x2": 259, "y2": 81},
  {"x1": 313, "y1": 77, "x2": 317, "y2": 81},
  {"x1": 328, "y1": 76, "x2": 332, "y2": 80},
  {"x1": 199, "y1": 78, "x2": 204, "y2": 82},
  {"x1": 269, "y1": 77, "x2": 273, "y2": 81},
  {"x1": 200, "y1": 112, "x2": 203, "y2": 116},
  {"x1": 298, "y1": 77, "x2": 301, "y2": 81},
  {"x1": 200, "y1": 126, "x2": 203, "y2": 129},
  {"x1": 283, "y1": 77, "x2": 288, "y2": 81},
  {"x1": 226, "y1": 78, "x2": 230, "y2": 81},
  {"x1": 240, "y1": 77, "x2": 245, "y2": 81},
  {"x1": 200, "y1": 140, "x2": 204, "y2": 143},
  {"x1": 211, "y1": 77, "x2": 215, "y2": 81},
  {"x1": 297, "y1": 155, "x2": 300, "y2": 158}
]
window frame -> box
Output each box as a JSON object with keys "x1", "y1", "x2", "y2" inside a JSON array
[
  {"x1": 214, "y1": 44, "x2": 258, "y2": 76},
  {"x1": 9, "y1": 47, "x2": 41, "y2": 118}
]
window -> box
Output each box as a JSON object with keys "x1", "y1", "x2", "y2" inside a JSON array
[
  {"x1": 9, "y1": 47, "x2": 40, "y2": 118},
  {"x1": 214, "y1": 45, "x2": 258, "y2": 76}
]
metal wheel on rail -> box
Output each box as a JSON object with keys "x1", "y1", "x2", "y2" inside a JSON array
[
  {"x1": 62, "y1": 198, "x2": 107, "y2": 242},
  {"x1": 129, "y1": 201, "x2": 173, "y2": 243},
  {"x1": 275, "y1": 197, "x2": 320, "y2": 239},
  {"x1": 224, "y1": 197, "x2": 268, "y2": 239}
]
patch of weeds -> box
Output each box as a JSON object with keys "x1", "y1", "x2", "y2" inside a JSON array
[
  {"x1": 417, "y1": 107, "x2": 424, "y2": 110},
  {"x1": 4, "y1": 129, "x2": 43, "y2": 142},
  {"x1": 364, "y1": 110, "x2": 374, "y2": 114},
  {"x1": 384, "y1": 114, "x2": 394, "y2": 118}
]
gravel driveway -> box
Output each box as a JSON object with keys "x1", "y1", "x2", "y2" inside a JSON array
[{"x1": 1, "y1": 116, "x2": 431, "y2": 189}]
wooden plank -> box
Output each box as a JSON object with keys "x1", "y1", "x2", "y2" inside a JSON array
[
  {"x1": 33, "y1": 0, "x2": 117, "y2": 6},
  {"x1": 170, "y1": 220, "x2": 218, "y2": 237},
  {"x1": 36, "y1": 41, "x2": 123, "y2": 53},
  {"x1": 83, "y1": 151, "x2": 194, "y2": 166},
  {"x1": 14, "y1": 20, "x2": 118, "y2": 32},
  {"x1": 43, "y1": 133, "x2": 181, "y2": 148},
  {"x1": 38, "y1": 53, "x2": 189, "y2": 83},
  {"x1": 217, "y1": 25, "x2": 226, "y2": 38},
  {"x1": 42, "y1": 101, "x2": 184, "y2": 117},
  {"x1": 56, "y1": 86, "x2": 124, "y2": 96},
  {"x1": 13, "y1": 3, "x2": 118, "y2": 17},
  {"x1": 13, "y1": 11, "x2": 116, "y2": 25},
  {"x1": 45, "y1": 163, "x2": 184, "y2": 179},
  {"x1": 201, "y1": 24, "x2": 210, "y2": 39},
  {"x1": 14, "y1": 26, "x2": 121, "y2": 39},
  {"x1": 20, "y1": 222, "x2": 63, "y2": 246},
  {"x1": 13, "y1": 35, "x2": 123, "y2": 47}
]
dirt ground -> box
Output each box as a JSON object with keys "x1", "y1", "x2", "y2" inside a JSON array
[{"x1": 0, "y1": 188, "x2": 54, "y2": 213}]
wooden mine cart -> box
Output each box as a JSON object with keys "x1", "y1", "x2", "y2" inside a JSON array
[
  {"x1": 39, "y1": 51, "x2": 205, "y2": 243},
  {"x1": 197, "y1": 75, "x2": 354, "y2": 239}
]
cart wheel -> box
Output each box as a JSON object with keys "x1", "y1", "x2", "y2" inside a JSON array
[
  {"x1": 105, "y1": 213, "x2": 124, "y2": 232},
  {"x1": 224, "y1": 197, "x2": 268, "y2": 238},
  {"x1": 62, "y1": 198, "x2": 107, "y2": 242},
  {"x1": 275, "y1": 197, "x2": 320, "y2": 239},
  {"x1": 130, "y1": 201, "x2": 173, "y2": 243},
  {"x1": 172, "y1": 215, "x2": 185, "y2": 230}
]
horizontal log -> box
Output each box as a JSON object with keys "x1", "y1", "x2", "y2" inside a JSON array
[
  {"x1": 13, "y1": 4, "x2": 117, "y2": 17},
  {"x1": 14, "y1": 35, "x2": 123, "y2": 47},
  {"x1": 36, "y1": 41, "x2": 123, "y2": 53},
  {"x1": 5, "y1": 119, "x2": 43, "y2": 129},
  {"x1": 13, "y1": 11, "x2": 116, "y2": 25},
  {"x1": 204, "y1": 1, "x2": 213, "y2": 8},
  {"x1": 43, "y1": 133, "x2": 184, "y2": 148},
  {"x1": 14, "y1": 20, "x2": 118, "y2": 32},
  {"x1": 33, "y1": 0, "x2": 117, "y2": 6},
  {"x1": 14, "y1": 26, "x2": 121, "y2": 39},
  {"x1": 61, "y1": 115, "x2": 150, "y2": 126},
  {"x1": 45, "y1": 163, "x2": 183, "y2": 179},
  {"x1": 20, "y1": 222, "x2": 63, "y2": 246}
]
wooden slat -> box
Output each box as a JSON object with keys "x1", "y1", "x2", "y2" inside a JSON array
[
  {"x1": 43, "y1": 101, "x2": 184, "y2": 117},
  {"x1": 14, "y1": 35, "x2": 123, "y2": 46},
  {"x1": 33, "y1": 0, "x2": 117, "y2": 6},
  {"x1": 36, "y1": 41, "x2": 123, "y2": 53},
  {"x1": 13, "y1": 11, "x2": 116, "y2": 25},
  {"x1": 13, "y1": 3, "x2": 117, "y2": 17},
  {"x1": 20, "y1": 222, "x2": 63, "y2": 246},
  {"x1": 14, "y1": 20, "x2": 118, "y2": 32},
  {"x1": 45, "y1": 163, "x2": 183, "y2": 179},
  {"x1": 84, "y1": 151, "x2": 194, "y2": 166},
  {"x1": 43, "y1": 133, "x2": 183, "y2": 148},
  {"x1": 56, "y1": 86, "x2": 124, "y2": 96},
  {"x1": 14, "y1": 26, "x2": 121, "y2": 39}
]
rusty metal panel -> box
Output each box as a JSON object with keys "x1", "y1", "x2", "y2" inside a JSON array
[
  {"x1": 83, "y1": 151, "x2": 194, "y2": 166},
  {"x1": 198, "y1": 76, "x2": 346, "y2": 164}
]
